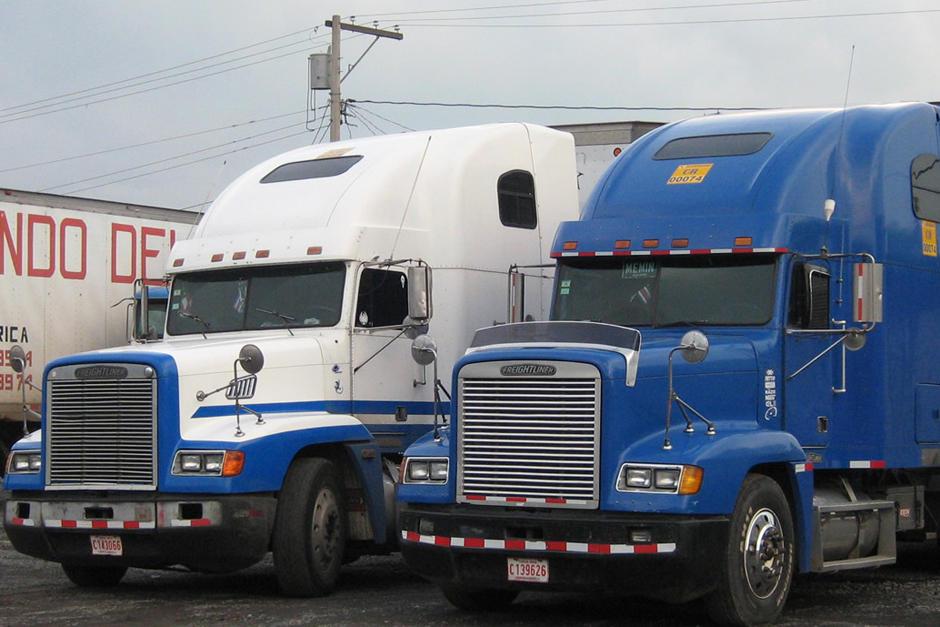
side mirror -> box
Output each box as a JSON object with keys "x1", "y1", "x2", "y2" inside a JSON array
[
  {"x1": 410, "y1": 334, "x2": 437, "y2": 366},
  {"x1": 679, "y1": 330, "x2": 709, "y2": 364},
  {"x1": 403, "y1": 316, "x2": 429, "y2": 340},
  {"x1": 407, "y1": 265, "x2": 433, "y2": 322},
  {"x1": 853, "y1": 262, "x2": 883, "y2": 323},
  {"x1": 9, "y1": 345, "x2": 26, "y2": 373},
  {"x1": 238, "y1": 344, "x2": 265, "y2": 374}
]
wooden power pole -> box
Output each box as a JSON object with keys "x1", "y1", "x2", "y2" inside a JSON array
[{"x1": 325, "y1": 15, "x2": 403, "y2": 141}]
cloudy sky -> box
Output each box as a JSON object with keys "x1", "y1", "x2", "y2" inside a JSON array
[{"x1": 1, "y1": 0, "x2": 937, "y2": 210}]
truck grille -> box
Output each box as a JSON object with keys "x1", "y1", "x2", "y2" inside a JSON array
[
  {"x1": 457, "y1": 361, "x2": 600, "y2": 508},
  {"x1": 47, "y1": 364, "x2": 157, "y2": 489}
]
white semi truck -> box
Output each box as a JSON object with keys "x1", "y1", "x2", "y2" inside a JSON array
[
  {"x1": 3, "y1": 124, "x2": 578, "y2": 596},
  {"x1": 0, "y1": 189, "x2": 198, "y2": 471}
]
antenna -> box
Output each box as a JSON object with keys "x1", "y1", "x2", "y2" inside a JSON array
[{"x1": 826, "y1": 44, "x2": 856, "y2": 221}]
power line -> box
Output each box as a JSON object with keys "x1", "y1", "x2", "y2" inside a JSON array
[
  {"x1": 388, "y1": 0, "x2": 811, "y2": 22},
  {"x1": 42, "y1": 120, "x2": 310, "y2": 192},
  {"x1": 62, "y1": 130, "x2": 311, "y2": 196},
  {"x1": 350, "y1": 98, "x2": 767, "y2": 112},
  {"x1": 0, "y1": 110, "x2": 306, "y2": 173},
  {"x1": 357, "y1": 0, "x2": 729, "y2": 18},
  {"x1": 398, "y1": 7, "x2": 940, "y2": 28},
  {"x1": 1, "y1": 26, "x2": 323, "y2": 113},
  {"x1": 347, "y1": 103, "x2": 415, "y2": 132}
]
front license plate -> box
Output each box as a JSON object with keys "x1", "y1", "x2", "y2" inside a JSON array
[
  {"x1": 90, "y1": 535, "x2": 123, "y2": 556},
  {"x1": 507, "y1": 557, "x2": 548, "y2": 583}
]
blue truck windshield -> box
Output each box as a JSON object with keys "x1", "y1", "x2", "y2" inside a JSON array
[
  {"x1": 167, "y1": 262, "x2": 346, "y2": 335},
  {"x1": 552, "y1": 255, "x2": 776, "y2": 326}
]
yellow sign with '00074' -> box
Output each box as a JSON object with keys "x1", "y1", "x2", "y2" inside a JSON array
[{"x1": 667, "y1": 163, "x2": 713, "y2": 185}]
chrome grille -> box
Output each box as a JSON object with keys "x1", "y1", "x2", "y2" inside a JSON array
[
  {"x1": 457, "y1": 361, "x2": 600, "y2": 508},
  {"x1": 47, "y1": 364, "x2": 157, "y2": 489}
]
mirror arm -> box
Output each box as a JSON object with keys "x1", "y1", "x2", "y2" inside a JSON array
[
  {"x1": 353, "y1": 328, "x2": 408, "y2": 374},
  {"x1": 786, "y1": 333, "x2": 849, "y2": 381}
]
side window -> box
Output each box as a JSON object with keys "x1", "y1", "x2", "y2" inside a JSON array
[
  {"x1": 912, "y1": 153, "x2": 940, "y2": 222},
  {"x1": 498, "y1": 170, "x2": 537, "y2": 229},
  {"x1": 356, "y1": 268, "x2": 408, "y2": 328},
  {"x1": 788, "y1": 263, "x2": 829, "y2": 329}
]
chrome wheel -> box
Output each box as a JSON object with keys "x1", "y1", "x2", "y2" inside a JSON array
[
  {"x1": 743, "y1": 507, "x2": 785, "y2": 599},
  {"x1": 310, "y1": 486, "x2": 341, "y2": 570}
]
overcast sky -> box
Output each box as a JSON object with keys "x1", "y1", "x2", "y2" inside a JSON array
[{"x1": 1, "y1": 0, "x2": 937, "y2": 210}]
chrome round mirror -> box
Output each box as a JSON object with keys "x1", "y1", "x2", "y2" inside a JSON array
[
  {"x1": 679, "y1": 330, "x2": 709, "y2": 364},
  {"x1": 403, "y1": 316, "x2": 429, "y2": 340},
  {"x1": 9, "y1": 345, "x2": 26, "y2": 373},
  {"x1": 238, "y1": 344, "x2": 265, "y2": 374},
  {"x1": 844, "y1": 331, "x2": 867, "y2": 352},
  {"x1": 411, "y1": 334, "x2": 437, "y2": 366}
]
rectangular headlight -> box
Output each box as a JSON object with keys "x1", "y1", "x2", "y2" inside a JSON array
[
  {"x1": 407, "y1": 460, "x2": 429, "y2": 481},
  {"x1": 654, "y1": 468, "x2": 681, "y2": 490},
  {"x1": 429, "y1": 460, "x2": 448, "y2": 481},
  {"x1": 180, "y1": 454, "x2": 203, "y2": 472},
  {"x1": 203, "y1": 454, "x2": 224, "y2": 473},
  {"x1": 172, "y1": 450, "x2": 239, "y2": 476},
  {"x1": 625, "y1": 468, "x2": 652, "y2": 488},
  {"x1": 403, "y1": 458, "x2": 448, "y2": 484},
  {"x1": 618, "y1": 463, "x2": 702, "y2": 494},
  {"x1": 8, "y1": 452, "x2": 41, "y2": 474}
]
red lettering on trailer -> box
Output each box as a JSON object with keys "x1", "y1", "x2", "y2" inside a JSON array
[
  {"x1": 111, "y1": 222, "x2": 137, "y2": 284},
  {"x1": 27, "y1": 214, "x2": 55, "y2": 278},
  {"x1": 0, "y1": 210, "x2": 23, "y2": 275},
  {"x1": 140, "y1": 226, "x2": 165, "y2": 286},
  {"x1": 59, "y1": 218, "x2": 87, "y2": 280}
]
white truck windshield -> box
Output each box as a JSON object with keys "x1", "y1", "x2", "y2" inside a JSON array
[
  {"x1": 167, "y1": 262, "x2": 346, "y2": 335},
  {"x1": 552, "y1": 255, "x2": 777, "y2": 326}
]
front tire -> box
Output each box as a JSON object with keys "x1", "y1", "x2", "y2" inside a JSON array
[
  {"x1": 273, "y1": 457, "x2": 347, "y2": 597},
  {"x1": 440, "y1": 583, "x2": 519, "y2": 611},
  {"x1": 61, "y1": 563, "x2": 127, "y2": 587},
  {"x1": 705, "y1": 474, "x2": 795, "y2": 626}
]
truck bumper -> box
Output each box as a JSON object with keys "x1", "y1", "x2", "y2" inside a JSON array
[
  {"x1": 399, "y1": 504, "x2": 729, "y2": 603},
  {"x1": 3, "y1": 491, "x2": 276, "y2": 573}
]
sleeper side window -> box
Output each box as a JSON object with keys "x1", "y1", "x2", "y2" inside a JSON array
[
  {"x1": 498, "y1": 170, "x2": 537, "y2": 229},
  {"x1": 788, "y1": 262, "x2": 829, "y2": 329},
  {"x1": 912, "y1": 154, "x2": 940, "y2": 222},
  {"x1": 356, "y1": 268, "x2": 408, "y2": 328}
]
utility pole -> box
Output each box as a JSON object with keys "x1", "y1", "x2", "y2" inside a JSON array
[{"x1": 324, "y1": 15, "x2": 403, "y2": 141}]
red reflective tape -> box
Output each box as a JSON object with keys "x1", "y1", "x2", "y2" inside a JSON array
[
  {"x1": 857, "y1": 298, "x2": 864, "y2": 320},
  {"x1": 12, "y1": 517, "x2": 24, "y2": 526},
  {"x1": 546, "y1": 541, "x2": 567, "y2": 552},
  {"x1": 691, "y1": 249, "x2": 711, "y2": 255},
  {"x1": 732, "y1": 247, "x2": 753, "y2": 254},
  {"x1": 405, "y1": 531, "x2": 420, "y2": 542},
  {"x1": 858, "y1": 264, "x2": 865, "y2": 276},
  {"x1": 550, "y1": 252, "x2": 561, "y2": 258},
  {"x1": 434, "y1": 535, "x2": 451, "y2": 547},
  {"x1": 190, "y1": 518, "x2": 211, "y2": 527},
  {"x1": 466, "y1": 494, "x2": 486, "y2": 501},
  {"x1": 871, "y1": 460, "x2": 887, "y2": 469},
  {"x1": 588, "y1": 543, "x2": 610, "y2": 554},
  {"x1": 634, "y1": 544, "x2": 658, "y2": 554},
  {"x1": 612, "y1": 250, "x2": 632, "y2": 256},
  {"x1": 91, "y1": 520, "x2": 108, "y2": 529},
  {"x1": 61, "y1": 520, "x2": 77, "y2": 528},
  {"x1": 545, "y1": 497, "x2": 566, "y2": 504},
  {"x1": 505, "y1": 539, "x2": 525, "y2": 551},
  {"x1": 463, "y1": 537, "x2": 485, "y2": 549},
  {"x1": 505, "y1": 496, "x2": 526, "y2": 503},
  {"x1": 578, "y1": 251, "x2": 596, "y2": 257},
  {"x1": 804, "y1": 462, "x2": 814, "y2": 472},
  {"x1": 651, "y1": 250, "x2": 670, "y2": 256},
  {"x1": 775, "y1": 247, "x2": 789, "y2": 253},
  {"x1": 123, "y1": 521, "x2": 140, "y2": 529}
]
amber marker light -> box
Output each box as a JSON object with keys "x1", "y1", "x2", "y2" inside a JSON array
[
  {"x1": 642, "y1": 239, "x2": 660, "y2": 248},
  {"x1": 734, "y1": 236, "x2": 753, "y2": 247},
  {"x1": 172, "y1": 258, "x2": 184, "y2": 267},
  {"x1": 615, "y1": 240, "x2": 631, "y2": 249},
  {"x1": 563, "y1": 241, "x2": 578, "y2": 250},
  {"x1": 671, "y1": 238, "x2": 689, "y2": 248},
  {"x1": 210, "y1": 253, "x2": 224, "y2": 262},
  {"x1": 307, "y1": 246, "x2": 323, "y2": 255},
  {"x1": 678, "y1": 466, "x2": 704, "y2": 495},
  {"x1": 255, "y1": 249, "x2": 270, "y2": 259},
  {"x1": 222, "y1": 451, "x2": 245, "y2": 477},
  {"x1": 232, "y1": 251, "x2": 246, "y2": 260}
]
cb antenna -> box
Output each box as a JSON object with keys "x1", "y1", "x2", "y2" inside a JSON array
[{"x1": 826, "y1": 45, "x2": 856, "y2": 224}]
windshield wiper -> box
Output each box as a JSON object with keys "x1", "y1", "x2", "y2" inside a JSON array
[
  {"x1": 180, "y1": 311, "x2": 210, "y2": 339},
  {"x1": 653, "y1": 319, "x2": 710, "y2": 328},
  {"x1": 256, "y1": 307, "x2": 296, "y2": 336}
]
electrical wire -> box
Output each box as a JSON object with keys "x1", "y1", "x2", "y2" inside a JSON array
[
  {"x1": 350, "y1": 109, "x2": 385, "y2": 136},
  {"x1": 398, "y1": 7, "x2": 940, "y2": 28},
  {"x1": 357, "y1": 0, "x2": 783, "y2": 18},
  {"x1": 0, "y1": 110, "x2": 306, "y2": 173},
  {"x1": 347, "y1": 103, "x2": 415, "y2": 132},
  {"x1": 350, "y1": 98, "x2": 767, "y2": 112}
]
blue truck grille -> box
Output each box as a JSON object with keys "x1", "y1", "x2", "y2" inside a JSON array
[
  {"x1": 457, "y1": 361, "x2": 601, "y2": 509},
  {"x1": 46, "y1": 366, "x2": 157, "y2": 489}
]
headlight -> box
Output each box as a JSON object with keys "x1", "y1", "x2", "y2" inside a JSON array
[
  {"x1": 7, "y1": 452, "x2": 41, "y2": 474},
  {"x1": 617, "y1": 463, "x2": 703, "y2": 495},
  {"x1": 173, "y1": 450, "x2": 244, "y2": 477},
  {"x1": 402, "y1": 457, "x2": 448, "y2": 484}
]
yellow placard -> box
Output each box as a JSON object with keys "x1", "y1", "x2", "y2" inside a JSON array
[
  {"x1": 923, "y1": 221, "x2": 937, "y2": 257},
  {"x1": 667, "y1": 163, "x2": 713, "y2": 185}
]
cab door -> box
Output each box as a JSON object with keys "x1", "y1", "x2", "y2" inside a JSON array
[{"x1": 783, "y1": 262, "x2": 835, "y2": 449}]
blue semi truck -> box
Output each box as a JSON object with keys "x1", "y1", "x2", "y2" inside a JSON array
[{"x1": 397, "y1": 103, "x2": 940, "y2": 624}]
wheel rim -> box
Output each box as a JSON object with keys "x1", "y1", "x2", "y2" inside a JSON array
[
  {"x1": 743, "y1": 507, "x2": 786, "y2": 599},
  {"x1": 310, "y1": 486, "x2": 341, "y2": 570}
]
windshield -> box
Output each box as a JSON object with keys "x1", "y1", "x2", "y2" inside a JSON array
[
  {"x1": 167, "y1": 262, "x2": 346, "y2": 336},
  {"x1": 552, "y1": 255, "x2": 777, "y2": 326}
]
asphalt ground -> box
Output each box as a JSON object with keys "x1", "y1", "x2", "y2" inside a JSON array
[{"x1": 2, "y1": 516, "x2": 940, "y2": 627}]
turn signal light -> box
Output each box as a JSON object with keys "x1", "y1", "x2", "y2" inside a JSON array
[
  {"x1": 678, "y1": 466, "x2": 704, "y2": 495},
  {"x1": 222, "y1": 451, "x2": 245, "y2": 477},
  {"x1": 563, "y1": 241, "x2": 578, "y2": 250},
  {"x1": 734, "y1": 236, "x2": 753, "y2": 247}
]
